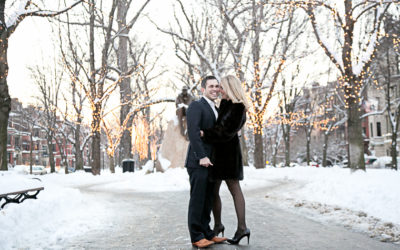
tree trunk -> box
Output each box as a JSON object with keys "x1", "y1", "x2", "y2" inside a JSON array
[
  {"x1": 341, "y1": 1, "x2": 364, "y2": 171},
  {"x1": 272, "y1": 139, "x2": 278, "y2": 167},
  {"x1": 48, "y1": 139, "x2": 56, "y2": 173},
  {"x1": 109, "y1": 155, "x2": 115, "y2": 173},
  {"x1": 391, "y1": 132, "x2": 397, "y2": 170},
  {"x1": 74, "y1": 123, "x2": 83, "y2": 170},
  {"x1": 75, "y1": 147, "x2": 83, "y2": 170},
  {"x1": 91, "y1": 104, "x2": 102, "y2": 175},
  {"x1": 253, "y1": 131, "x2": 264, "y2": 168},
  {"x1": 91, "y1": 132, "x2": 101, "y2": 175},
  {"x1": 29, "y1": 129, "x2": 33, "y2": 174},
  {"x1": 240, "y1": 127, "x2": 249, "y2": 166},
  {"x1": 61, "y1": 143, "x2": 69, "y2": 174},
  {"x1": 306, "y1": 131, "x2": 311, "y2": 165},
  {"x1": 347, "y1": 101, "x2": 365, "y2": 170},
  {"x1": 386, "y1": 47, "x2": 398, "y2": 171},
  {"x1": 251, "y1": 2, "x2": 264, "y2": 169},
  {"x1": 271, "y1": 126, "x2": 280, "y2": 167},
  {"x1": 322, "y1": 131, "x2": 329, "y2": 167},
  {"x1": 117, "y1": 0, "x2": 133, "y2": 163},
  {"x1": 284, "y1": 125, "x2": 291, "y2": 167},
  {"x1": 89, "y1": 0, "x2": 101, "y2": 176},
  {"x1": 65, "y1": 158, "x2": 69, "y2": 174},
  {"x1": 0, "y1": 25, "x2": 10, "y2": 171},
  {"x1": 284, "y1": 138, "x2": 290, "y2": 167},
  {"x1": 272, "y1": 149, "x2": 277, "y2": 167}
]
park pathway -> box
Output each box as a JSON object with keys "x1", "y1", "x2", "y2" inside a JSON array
[{"x1": 63, "y1": 183, "x2": 400, "y2": 250}]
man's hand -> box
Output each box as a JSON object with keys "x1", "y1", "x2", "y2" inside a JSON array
[
  {"x1": 200, "y1": 130, "x2": 204, "y2": 137},
  {"x1": 199, "y1": 157, "x2": 213, "y2": 167}
]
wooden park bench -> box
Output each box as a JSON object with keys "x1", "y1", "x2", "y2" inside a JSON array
[{"x1": 0, "y1": 186, "x2": 44, "y2": 210}]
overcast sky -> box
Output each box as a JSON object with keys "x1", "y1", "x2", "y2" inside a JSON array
[
  {"x1": 6, "y1": 0, "x2": 338, "y2": 123},
  {"x1": 7, "y1": 0, "x2": 178, "y2": 105}
]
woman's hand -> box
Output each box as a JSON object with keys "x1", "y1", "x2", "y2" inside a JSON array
[{"x1": 200, "y1": 130, "x2": 204, "y2": 137}]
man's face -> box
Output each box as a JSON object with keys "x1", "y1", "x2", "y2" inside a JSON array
[{"x1": 202, "y1": 79, "x2": 219, "y2": 101}]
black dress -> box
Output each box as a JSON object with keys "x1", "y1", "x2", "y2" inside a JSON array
[{"x1": 202, "y1": 99, "x2": 246, "y2": 180}]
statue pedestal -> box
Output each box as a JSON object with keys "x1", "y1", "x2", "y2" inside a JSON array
[{"x1": 155, "y1": 118, "x2": 189, "y2": 171}]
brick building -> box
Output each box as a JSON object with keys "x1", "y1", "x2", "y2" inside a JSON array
[{"x1": 7, "y1": 98, "x2": 88, "y2": 168}]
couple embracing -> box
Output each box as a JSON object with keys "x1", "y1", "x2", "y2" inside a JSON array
[{"x1": 184, "y1": 75, "x2": 251, "y2": 248}]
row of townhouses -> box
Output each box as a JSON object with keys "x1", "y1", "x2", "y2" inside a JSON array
[
  {"x1": 7, "y1": 98, "x2": 88, "y2": 168},
  {"x1": 281, "y1": 77, "x2": 399, "y2": 164}
]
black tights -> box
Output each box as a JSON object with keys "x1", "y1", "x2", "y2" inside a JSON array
[{"x1": 212, "y1": 180, "x2": 247, "y2": 232}]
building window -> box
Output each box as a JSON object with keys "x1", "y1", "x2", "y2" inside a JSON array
[
  {"x1": 370, "y1": 123, "x2": 373, "y2": 137},
  {"x1": 377, "y1": 122, "x2": 382, "y2": 137},
  {"x1": 42, "y1": 145, "x2": 48, "y2": 157}
]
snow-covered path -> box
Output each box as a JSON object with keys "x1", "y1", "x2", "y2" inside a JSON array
[
  {"x1": 60, "y1": 181, "x2": 400, "y2": 250},
  {"x1": 2, "y1": 166, "x2": 400, "y2": 249}
]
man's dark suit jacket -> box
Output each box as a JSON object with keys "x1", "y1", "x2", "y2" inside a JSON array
[{"x1": 185, "y1": 97, "x2": 217, "y2": 168}]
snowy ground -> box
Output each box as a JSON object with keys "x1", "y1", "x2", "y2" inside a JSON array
[{"x1": 1, "y1": 165, "x2": 400, "y2": 248}]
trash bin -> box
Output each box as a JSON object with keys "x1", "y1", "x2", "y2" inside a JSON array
[
  {"x1": 122, "y1": 159, "x2": 135, "y2": 173},
  {"x1": 83, "y1": 166, "x2": 92, "y2": 173}
]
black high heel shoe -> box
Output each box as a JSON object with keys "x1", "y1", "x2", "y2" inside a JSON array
[
  {"x1": 213, "y1": 224, "x2": 225, "y2": 237},
  {"x1": 227, "y1": 228, "x2": 250, "y2": 245}
]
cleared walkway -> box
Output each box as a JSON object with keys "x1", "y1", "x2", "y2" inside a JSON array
[{"x1": 64, "y1": 184, "x2": 400, "y2": 250}]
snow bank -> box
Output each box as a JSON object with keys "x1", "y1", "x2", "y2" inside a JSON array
[
  {"x1": 244, "y1": 166, "x2": 400, "y2": 225},
  {"x1": 0, "y1": 174, "x2": 109, "y2": 248},
  {"x1": 0, "y1": 171, "x2": 43, "y2": 194}
]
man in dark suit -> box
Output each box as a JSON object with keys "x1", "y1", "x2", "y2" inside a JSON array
[{"x1": 185, "y1": 75, "x2": 227, "y2": 248}]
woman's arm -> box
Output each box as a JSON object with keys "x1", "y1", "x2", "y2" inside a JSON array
[{"x1": 202, "y1": 103, "x2": 246, "y2": 143}]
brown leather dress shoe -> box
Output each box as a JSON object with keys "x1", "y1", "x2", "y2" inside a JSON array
[
  {"x1": 192, "y1": 238, "x2": 214, "y2": 248},
  {"x1": 210, "y1": 236, "x2": 228, "y2": 243}
]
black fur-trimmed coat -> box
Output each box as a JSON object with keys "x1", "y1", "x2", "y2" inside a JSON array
[{"x1": 202, "y1": 99, "x2": 246, "y2": 180}]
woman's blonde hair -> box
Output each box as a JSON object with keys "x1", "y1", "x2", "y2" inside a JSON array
[{"x1": 220, "y1": 75, "x2": 251, "y2": 110}]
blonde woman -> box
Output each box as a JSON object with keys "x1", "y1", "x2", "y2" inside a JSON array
[{"x1": 200, "y1": 75, "x2": 251, "y2": 245}]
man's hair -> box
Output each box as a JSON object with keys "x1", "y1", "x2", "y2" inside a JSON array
[{"x1": 201, "y1": 75, "x2": 217, "y2": 88}]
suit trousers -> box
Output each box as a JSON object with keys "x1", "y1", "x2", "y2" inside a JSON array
[{"x1": 187, "y1": 167, "x2": 215, "y2": 242}]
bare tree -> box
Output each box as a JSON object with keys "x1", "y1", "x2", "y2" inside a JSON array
[
  {"x1": 57, "y1": 11, "x2": 89, "y2": 172},
  {"x1": 116, "y1": 0, "x2": 151, "y2": 163},
  {"x1": 263, "y1": 121, "x2": 283, "y2": 167},
  {"x1": 102, "y1": 112, "x2": 124, "y2": 173},
  {"x1": 277, "y1": 77, "x2": 302, "y2": 167},
  {"x1": 298, "y1": 82, "x2": 326, "y2": 165},
  {"x1": 55, "y1": 117, "x2": 71, "y2": 174},
  {"x1": 59, "y1": 0, "x2": 122, "y2": 175},
  {"x1": 0, "y1": 0, "x2": 83, "y2": 171},
  {"x1": 59, "y1": 1, "x2": 174, "y2": 174},
  {"x1": 30, "y1": 62, "x2": 63, "y2": 173},
  {"x1": 61, "y1": 65, "x2": 88, "y2": 171},
  {"x1": 319, "y1": 81, "x2": 347, "y2": 167},
  {"x1": 129, "y1": 39, "x2": 170, "y2": 163},
  {"x1": 213, "y1": 0, "x2": 252, "y2": 165},
  {"x1": 246, "y1": 2, "x2": 305, "y2": 168},
  {"x1": 21, "y1": 105, "x2": 40, "y2": 173},
  {"x1": 373, "y1": 14, "x2": 400, "y2": 170},
  {"x1": 299, "y1": 89, "x2": 314, "y2": 165},
  {"x1": 156, "y1": 0, "x2": 230, "y2": 81},
  {"x1": 280, "y1": 0, "x2": 399, "y2": 170}
]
